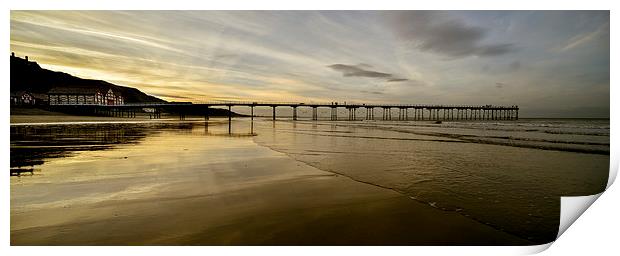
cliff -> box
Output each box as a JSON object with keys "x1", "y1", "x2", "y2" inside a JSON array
[{"x1": 10, "y1": 55, "x2": 165, "y2": 103}]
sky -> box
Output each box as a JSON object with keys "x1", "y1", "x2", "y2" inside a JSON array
[{"x1": 10, "y1": 11, "x2": 610, "y2": 117}]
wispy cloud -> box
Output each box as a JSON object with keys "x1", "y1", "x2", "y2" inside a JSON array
[
  {"x1": 327, "y1": 63, "x2": 408, "y2": 83},
  {"x1": 509, "y1": 61, "x2": 521, "y2": 71},
  {"x1": 387, "y1": 78, "x2": 409, "y2": 82},
  {"x1": 328, "y1": 64, "x2": 391, "y2": 78},
  {"x1": 151, "y1": 93, "x2": 193, "y2": 100},
  {"x1": 559, "y1": 21, "x2": 609, "y2": 51},
  {"x1": 360, "y1": 90, "x2": 385, "y2": 95}
]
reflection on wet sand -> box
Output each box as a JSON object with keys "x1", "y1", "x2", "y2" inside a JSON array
[
  {"x1": 11, "y1": 120, "x2": 257, "y2": 177},
  {"x1": 11, "y1": 123, "x2": 176, "y2": 175},
  {"x1": 206, "y1": 118, "x2": 256, "y2": 136},
  {"x1": 10, "y1": 168, "x2": 37, "y2": 177}
]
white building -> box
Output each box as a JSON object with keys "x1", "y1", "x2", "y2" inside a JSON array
[{"x1": 48, "y1": 87, "x2": 124, "y2": 105}]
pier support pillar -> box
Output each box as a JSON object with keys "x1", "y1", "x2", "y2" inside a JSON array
[
  {"x1": 272, "y1": 106, "x2": 276, "y2": 121},
  {"x1": 312, "y1": 107, "x2": 317, "y2": 120},
  {"x1": 516, "y1": 108, "x2": 519, "y2": 120},
  {"x1": 334, "y1": 107, "x2": 337, "y2": 121},
  {"x1": 228, "y1": 105, "x2": 232, "y2": 122}
]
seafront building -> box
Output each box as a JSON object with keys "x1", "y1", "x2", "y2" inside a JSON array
[
  {"x1": 47, "y1": 86, "x2": 124, "y2": 105},
  {"x1": 10, "y1": 91, "x2": 48, "y2": 106}
]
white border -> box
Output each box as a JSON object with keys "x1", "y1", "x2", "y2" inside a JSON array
[{"x1": 2, "y1": 1, "x2": 617, "y2": 256}]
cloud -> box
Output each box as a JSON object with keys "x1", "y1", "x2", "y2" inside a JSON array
[
  {"x1": 559, "y1": 21, "x2": 609, "y2": 51},
  {"x1": 495, "y1": 82, "x2": 506, "y2": 88},
  {"x1": 328, "y1": 64, "x2": 392, "y2": 78},
  {"x1": 387, "y1": 11, "x2": 516, "y2": 58},
  {"x1": 214, "y1": 53, "x2": 238, "y2": 59},
  {"x1": 509, "y1": 61, "x2": 521, "y2": 71},
  {"x1": 327, "y1": 63, "x2": 409, "y2": 83},
  {"x1": 151, "y1": 93, "x2": 193, "y2": 100},
  {"x1": 360, "y1": 90, "x2": 385, "y2": 95}
]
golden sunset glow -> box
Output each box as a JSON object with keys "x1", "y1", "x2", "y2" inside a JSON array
[{"x1": 10, "y1": 11, "x2": 610, "y2": 117}]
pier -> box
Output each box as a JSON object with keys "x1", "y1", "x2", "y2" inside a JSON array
[{"x1": 49, "y1": 101, "x2": 519, "y2": 121}]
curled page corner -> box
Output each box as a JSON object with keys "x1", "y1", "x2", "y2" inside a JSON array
[
  {"x1": 521, "y1": 242, "x2": 554, "y2": 255},
  {"x1": 557, "y1": 192, "x2": 603, "y2": 239},
  {"x1": 607, "y1": 158, "x2": 617, "y2": 189}
]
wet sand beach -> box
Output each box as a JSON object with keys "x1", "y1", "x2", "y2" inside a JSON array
[{"x1": 10, "y1": 117, "x2": 532, "y2": 245}]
